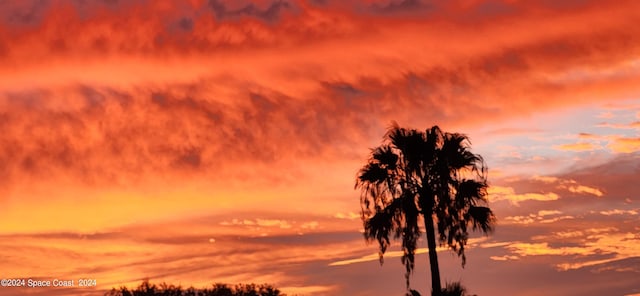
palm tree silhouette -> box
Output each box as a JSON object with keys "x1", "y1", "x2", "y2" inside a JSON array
[{"x1": 356, "y1": 124, "x2": 495, "y2": 296}]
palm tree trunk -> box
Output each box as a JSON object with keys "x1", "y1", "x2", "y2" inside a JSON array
[{"x1": 424, "y1": 212, "x2": 442, "y2": 296}]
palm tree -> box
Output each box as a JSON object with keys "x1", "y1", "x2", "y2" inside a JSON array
[{"x1": 356, "y1": 124, "x2": 495, "y2": 295}]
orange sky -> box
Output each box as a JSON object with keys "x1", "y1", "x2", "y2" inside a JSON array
[{"x1": 1, "y1": 0, "x2": 639, "y2": 295}]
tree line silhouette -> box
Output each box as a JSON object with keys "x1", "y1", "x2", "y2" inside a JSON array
[{"x1": 105, "y1": 280, "x2": 284, "y2": 296}]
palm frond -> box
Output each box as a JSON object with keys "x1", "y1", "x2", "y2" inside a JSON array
[
  {"x1": 357, "y1": 162, "x2": 388, "y2": 185},
  {"x1": 455, "y1": 179, "x2": 488, "y2": 206},
  {"x1": 372, "y1": 145, "x2": 399, "y2": 170},
  {"x1": 467, "y1": 206, "x2": 495, "y2": 234}
]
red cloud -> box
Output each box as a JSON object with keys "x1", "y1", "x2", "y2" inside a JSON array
[{"x1": 1, "y1": 0, "x2": 639, "y2": 207}]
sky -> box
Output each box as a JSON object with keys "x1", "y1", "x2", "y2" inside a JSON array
[{"x1": 0, "y1": 0, "x2": 639, "y2": 295}]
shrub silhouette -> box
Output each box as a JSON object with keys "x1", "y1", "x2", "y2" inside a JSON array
[
  {"x1": 408, "y1": 281, "x2": 478, "y2": 296},
  {"x1": 439, "y1": 281, "x2": 477, "y2": 296},
  {"x1": 105, "y1": 280, "x2": 284, "y2": 296}
]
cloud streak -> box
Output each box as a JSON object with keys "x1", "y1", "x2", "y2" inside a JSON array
[{"x1": 2, "y1": 0, "x2": 640, "y2": 193}]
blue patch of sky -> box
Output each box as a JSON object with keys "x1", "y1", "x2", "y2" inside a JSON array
[{"x1": 474, "y1": 99, "x2": 640, "y2": 176}]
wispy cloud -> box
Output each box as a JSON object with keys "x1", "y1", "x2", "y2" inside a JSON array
[
  {"x1": 600, "y1": 209, "x2": 638, "y2": 216},
  {"x1": 503, "y1": 210, "x2": 573, "y2": 225},
  {"x1": 554, "y1": 142, "x2": 602, "y2": 152},
  {"x1": 488, "y1": 186, "x2": 559, "y2": 205},
  {"x1": 607, "y1": 137, "x2": 640, "y2": 153},
  {"x1": 596, "y1": 121, "x2": 640, "y2": 130},
  {"x1": 567, "y1": 185, "x2": 604, "y2": 197}
]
